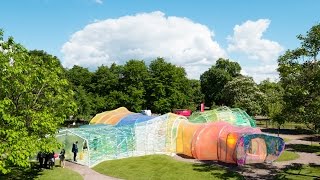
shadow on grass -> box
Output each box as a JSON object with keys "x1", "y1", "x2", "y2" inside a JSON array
[
  {"x1": 298, "y1": 136, "x2": 320, "y2": 143},
  {"x1": 261, "y1": 128, "x2": 314, "y2": 135},
  {"x1": 192, "y1": 162, "x2": 244, "y2": 180},
  {"x1": 0, "y1": 164, "x2": 42, "y2": 180},
  {"x1": 274, "y1": 163, "x2": 320, "y2": 180},
  {"x1": 0, "y1": 162, "x2": 61, "y2": 180},
  {"x1": 285, "y1": 144, "x2": 320, "y2": 153}
]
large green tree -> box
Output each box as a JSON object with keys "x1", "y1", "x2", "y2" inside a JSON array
[
  {"x1": 278, "y1": 23, "x2": 320, "y2": 132},
  {"x1": 259, "y1": 80, "x2": 284, "y2": 124},
  {"x1": 223, "y1": 76, "x2": 266, "y2": 115},
  {"x1": 146, "y1": 58, "x2": 190, "y2": 114},
  {"x1": 0, "y1": 30, "x2": 76, "y2": 174},
  {"x1": 200, "y1": 58, "x2": 241, "y2": 107},
  {"x1": 119, "y1": 60, "x2": 149, "y2": 112},
  {"x1": 66, "y1": 66, "x2": 94, "y2": 120}
]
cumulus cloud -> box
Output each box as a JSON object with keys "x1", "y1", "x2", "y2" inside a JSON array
[
  {"x1": 227, "y1": 19, "x2": 283, "y2": 62},
  {"x1": 61, "y1": 11, "x2": 226, "y2": 79}
]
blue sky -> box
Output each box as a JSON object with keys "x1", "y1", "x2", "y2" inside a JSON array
[{"x1": 1, "y1": 0, "x2": 319, "y2": 82}]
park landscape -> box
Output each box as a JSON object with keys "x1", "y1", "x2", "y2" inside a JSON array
[{"x1": 1, "y1": 1, "x2": 320, "y2": 180}]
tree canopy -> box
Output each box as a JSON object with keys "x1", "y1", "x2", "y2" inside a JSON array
[
  {"x1": 0, "y1": 30, "x2": 76, "y2": 174},
  {"x1": 223, "y1": 76, "x2": 266, "y2": 115},
  {"x1": 278, "y1": 23, "x2": 320, "y2": 132},
  {"x1": 200, "y1": 58, "x2": 241, "y2": 107}
]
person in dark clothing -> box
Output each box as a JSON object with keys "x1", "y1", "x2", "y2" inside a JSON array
[
  {"x1": 72, "y1": 141, "x2": 78, "y2": 162},
  {"x1": 48, "y1": 151, "x2": 55, "y2": 169},
  {"x1": 44, "y1": 152, "x2": 50, "y2": 169},
  {"x1": 59, "y1": 149, "x2": 66, "y2": 168},
  {"x1": 37, "y1": 152, "x2": 45, "y2": 168}
]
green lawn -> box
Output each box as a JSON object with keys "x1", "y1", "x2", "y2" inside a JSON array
[
  {"x1": 275, "y1": 150, "x2": 300, "y2": 162},
  {"x1": 276, "y1": 164, "x2": 320, "y2": 180},
  {"x1": 93, "y1": 155, "x2": 244, "y2": 180},
  {"x1": 285, "y1": 143, "x2": 320, "y2": 155},
  {"x1": 0, "y1": 162, "x2": 83, "y2": 180}
]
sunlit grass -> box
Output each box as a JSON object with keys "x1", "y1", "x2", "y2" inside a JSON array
[{"x1": 93, "y1": 155, "x2": 244, "y2": 180}]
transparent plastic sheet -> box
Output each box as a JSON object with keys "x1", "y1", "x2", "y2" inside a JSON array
[
  {"x1": 189, "y1": 106, "x2": 256, "y2": 127},
  {"x1": 57, "y1": 107, "x2": 284, "y2": 167}
]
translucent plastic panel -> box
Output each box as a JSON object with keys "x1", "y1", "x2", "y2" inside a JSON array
[
  {"x1": 92, "y1": 107, "x2": 131, "y2": 124},
  {"x1": 116, "y1": 113, "x2": 156, "y2": 127},
  {"x1": 176, "y1": 121, "x2": 203, "y2": 157},
  {"x1": 90, "y1": 111, "x2": 109, "y2": 124},
  {"x1": 191, "y1": 122, "x2": 228, "y2": 160},
  {"x1": 103, "y1": 112, "x2": 133, "y2": 125},
  {"x1": 189, "y1": 107, "x2": 256, "y2": 127}
]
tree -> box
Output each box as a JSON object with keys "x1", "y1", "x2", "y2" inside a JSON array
[
  {"x1": 223, "y1": 76, "x2": 266, "y2": 115},
  {"x1": 120, "y1": 60, "x2": 150, "y2": 112},
  {"x1": 66, "y1": 65, "x2": 92, "y2": 91},
  {"x1": 0, "y1": 30, "x2": 76, "y2": 174},
  {"x1": 146, "y1": 58, "x2": 190, "y2": 114},
  {"x1": 258, "y1": 80, "x2": 284, "y2": 117},
  {"x1": 278, "y1": 23, "x2": 320, "y2": 133},
  {"x1": 66, "y1": 66, "x2": 94, "y2": 120},
  {"x1": 91, "y1": 64, "x2": 122, "y2": 97},
  {"x1": 185, "y1": 79, "x2": 204, "y2": 111},
  {"x1": 200, "y1": 58, "x2": 241, "y2": 107}
]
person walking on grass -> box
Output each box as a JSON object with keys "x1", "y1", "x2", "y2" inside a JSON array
[
  {"x1": 59, "y1": 148, "x2": 66, "y2": 168},
  {"x1": 72, "y1": 141, "x2": 78, "y2": 162}
]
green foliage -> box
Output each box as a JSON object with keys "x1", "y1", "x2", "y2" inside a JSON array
[
  {"x1": 223, "y1": 76, "x2": 266, "y2": 115},
  {"x1": 278, "y1": 23, "x2": 320, "y2": 132},
  {"x1": 120, "y1": 60, "x2": 149, "y2": 112},
  {"x1": 146, "y1": 58, "x2": 191, "y2": 113},
  {"x1": 259, "y1": 80, "x2": 284, "y2": 125},
  {"x1": 0, "y1": 31, "x2": 76, "y2": 174},
  {"x1": 66, "y1": 65, "x2": 92, "y2": 90},
  {"x1": 93, "y1": 155, "x2": 243, "y2": 180},
  {"x1": 200, "y1": 58, "x2": 241, "y2": 107}
]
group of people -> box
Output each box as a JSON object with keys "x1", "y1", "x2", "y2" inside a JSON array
[
  {"x1": 37, "y1": 141, "x2": 78, "y2": 169},
  {"x1": 37, "y1": 149, "x2": 66, "y2": 168}
]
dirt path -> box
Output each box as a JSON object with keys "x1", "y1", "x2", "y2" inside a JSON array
[{"x1": 65, "y1": 161, "x2": 120, "y2": 180}]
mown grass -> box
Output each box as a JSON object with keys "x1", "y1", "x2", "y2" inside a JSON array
[
  {"x1": 285, "y1": 143, "x2": 320, "y2": 155},
  {"x1": 275, "y1": 164, "x2": 320, "y2": 180},
  {"x1": 93, "y1": 155, "x2": 244, "y2": 180},
  {"x1": 275, "y1": 150, "x2": 300, "y2": 162},
  {"x1": 0, "y1": 161, "x2": 83, "y2": 180}
]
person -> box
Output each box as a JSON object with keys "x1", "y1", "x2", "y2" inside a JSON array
[
  {"x1": 37, "y1": 151, "x2": 44, "y2": 168},
  {"x1": 48, "y1": 151, "x2": 55, "y2": 169},
  {"x1": 59, "y1": 149, "x2": 66, "y2": 168},
  {"x1": 72, "y1": 141, "x2": 78, "y2": 162},
  {"x1": 44, "y1": 152, "x2": 50, "y2": 168}
]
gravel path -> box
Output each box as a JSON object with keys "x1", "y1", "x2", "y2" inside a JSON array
[{"x1": 65, "y1": 161, "x2": 120, "y2": 180}]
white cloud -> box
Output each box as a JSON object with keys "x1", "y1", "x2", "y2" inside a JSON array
[
  {"x1": 241, "y1": 64, "x2": 279, "y2": 83},
  {"x1": 95, "y1": 0, "x2": 103, "y2": 4},
  {"x1": 61, "y1": 11, "x2": 226, "y2": 79},
  {"x1": 227, "y1": 19, "x2": 283, "y2": 62}
]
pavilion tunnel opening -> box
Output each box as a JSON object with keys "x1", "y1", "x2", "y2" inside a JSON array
[{"x1": 235, "y1": 134, "x2": 285, "y2": 165}]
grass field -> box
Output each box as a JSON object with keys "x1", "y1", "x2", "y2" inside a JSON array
[
  {"x1": 93, "y1": 155, "x2": 244, "y2": 180},
  {"x1": 275, "y1": 151, "x2": 300, "y2": 162},
  {"x1": 0, "y1": 161, "x2": 83, "y2": 180},
  {"x1": 276, "y1": 164, "x2": 320, "y2": 180}
]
